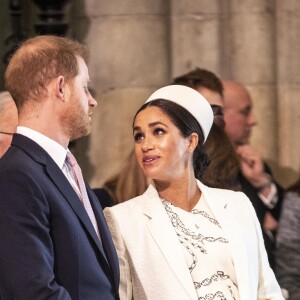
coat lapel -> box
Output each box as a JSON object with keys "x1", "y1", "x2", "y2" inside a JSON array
[
  {"x1": 88, "y1": 186, "x2": 120, "y2": 290},
  {"x1": 12, "y1": 135, "x2": 112, "y2": 273},
  {"x1": 47, "y1": 160, "x2": 120, "y2": 289},
  {"x1": 199, "y1": 182, "x2": 250, "y2": 299},
  {"x1": 142, "y1": 184, "x2": 198, "y2": 300},
  {"x1": 45, "y1": 162, "x2": 106, "y2": 253}
]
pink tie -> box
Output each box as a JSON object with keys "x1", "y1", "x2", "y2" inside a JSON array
[{"x1": 65, "y1": 151, "x2": 100, "y2": 239}]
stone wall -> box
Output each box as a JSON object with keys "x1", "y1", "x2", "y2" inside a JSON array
[{"x1": 1, "y1": 0, "x2": 300, "y2": 187}]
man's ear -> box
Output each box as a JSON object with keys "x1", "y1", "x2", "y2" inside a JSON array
[
  {"x1": 55, "y1": 75, "x2": 65, "y2": 101},
  {"x1": 187, "y1": 132, "x2": 199, "y2": 153}
]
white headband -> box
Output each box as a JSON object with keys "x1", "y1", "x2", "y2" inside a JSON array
[{"x1": 146, "y1": 85, "x2": 213, "y2": 143}]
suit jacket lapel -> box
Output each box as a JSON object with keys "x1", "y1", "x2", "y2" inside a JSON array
[
  {"x1": 12, "y1": 135, "x2": 112, "y2": 273},
  {"x1": 142, "y1": 184, "x2": 198, "y2": 300},
  {"x1": 45, "y1": 162, "x2": 104, "y2": 251},
  {"x1": 48, "y1": 164, "x2": 120, "y2": 289},
  {"x1": 199, "y1": 182, "x2": 250, "y2": 299},
  {"x1": 88, "y1": 186, "x2": 120, "y2": 289}
]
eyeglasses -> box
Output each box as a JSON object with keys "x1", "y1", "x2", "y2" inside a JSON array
[
  {"x1": 210, "y1": 104, "x2": 226, "y2": 129},
  {"x1": 0, "y1": 131, "x2": 14, "y2": 135},
  {"x1": 210, "y1": 104, "x2": 224, "y2": 117}
]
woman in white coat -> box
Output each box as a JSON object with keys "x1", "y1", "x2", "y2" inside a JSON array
[{"x1": 104, "y1": 85, "x2": 283, "y2": 300}]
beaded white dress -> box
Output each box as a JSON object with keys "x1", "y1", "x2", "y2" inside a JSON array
[{"x1": 162, "y1": 194, "x2": 240, "y2": 300}]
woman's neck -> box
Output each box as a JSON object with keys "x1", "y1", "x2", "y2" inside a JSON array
[{"x1": 155, "y1": 176, "x2": 201, "y2": 212}]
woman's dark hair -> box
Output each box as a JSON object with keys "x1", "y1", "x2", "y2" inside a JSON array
[
  {"x1": 202, "y1": 123, "x2": 241, "y2": 190},
  {"x1": 133, "y1": 99, "x2": 210, "y2": 179}
]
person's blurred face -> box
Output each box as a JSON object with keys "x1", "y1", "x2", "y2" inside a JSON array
[
  {"x1": 133, "y1": 106, "x2": 190, "y2": 182},
  {"x1": 61, "y1": 56, "x2": 97, "y2": 141},
  {"x1": 0, "y1": 100, "x2": 18, "y2": 157},
  {"x1": 196, "y1": 87, "x2": 223, "y2": 107},
  {"x1": 223, "y1": 81, "x2": 257, "y2": 146},
  {"x1": 196, "y1": 86, "x2": 225, "y2": 128}
]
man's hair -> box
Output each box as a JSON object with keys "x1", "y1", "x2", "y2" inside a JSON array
[
  {"x1": 4, "y1": 35, "x2": 88, "y2": 111},
  {"x1": 173, "y1": 67, "x2": 223, "y2": 97}
]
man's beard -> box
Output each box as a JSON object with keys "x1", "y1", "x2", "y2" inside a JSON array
[{"x1": 60, "y1": 97, "x2": 92, "y2": 141}]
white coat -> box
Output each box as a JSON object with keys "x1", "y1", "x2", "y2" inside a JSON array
[{"x1": 104, "y1": 181, "x2": 283, "y2": 300}]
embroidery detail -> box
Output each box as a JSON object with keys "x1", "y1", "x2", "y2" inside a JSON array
[
  {"x1": 162, "y1": 200, "x2": 228, "y2": 245},
  {"x1": 161, "y1": 198, "x2": 239, "y2": 300},
  {"x1": 228, "y1": 285, "x2": 237, "y2": 300},
  {"x1": 192, "y1": 209, "x2": 221, "y2": 228},
  {"x1": 198, "y1": 291, "x2": 226, "y2": 300},
  {"x1": 194, "y1": 271, "x2": 230, "y2": 289}
]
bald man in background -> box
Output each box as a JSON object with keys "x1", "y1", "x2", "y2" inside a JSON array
[
  {"x1": 222, "y1": 80, "x2": 284, "y2": 269},
  {"x1": 0, "y1": 91, "x2": 18, "y2": 157}
]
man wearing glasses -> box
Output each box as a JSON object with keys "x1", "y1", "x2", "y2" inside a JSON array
[
  {"x1": 0, "y1": 91, "x2": 18, "y2": 158},
  {"x1": 222, "y1": 80, "x2": 284, "y2": 270},
  {"x1": 173, "y1": 68, "x2": 242, "y2": 192},
  {"x1": 173, "y1": 67, "x2": 225, "y2": 128},
  {"x1": 173, "y1": 69, "x2": 283, "y2": 269}
]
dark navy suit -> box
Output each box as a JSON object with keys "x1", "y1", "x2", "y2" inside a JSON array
[
  {"x1": 238, "y1": 164, "x2": 284, "y2": 269},
  {"x1": 0, "y1": 134, "x2": 120, "y2": 299}
]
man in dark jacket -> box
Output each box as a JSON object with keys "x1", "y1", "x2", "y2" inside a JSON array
[
  {"x1": 222, "y1": 80, "x2": 284, "y2": 269},
  {"x1": 0, "y1": 35, "x2": 120, "y2": 300}
]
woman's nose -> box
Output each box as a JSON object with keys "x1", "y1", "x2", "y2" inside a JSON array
[{"x1": 141, "y1": 137, "x2": 154, "y2": 152}]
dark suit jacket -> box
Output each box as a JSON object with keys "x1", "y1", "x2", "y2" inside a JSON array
[
  {"x1": 238, "y1": 163, "x2": 284, "y2": 225},
  {"x1": 238, "y1": 163, "x2": 284, "y2": 269},
  {"x1": 0, "y1": 134, "x2": 120, "y2": 300},
  {"x1": 93, "y1": 188, "x2": 115, "y2": 209}
]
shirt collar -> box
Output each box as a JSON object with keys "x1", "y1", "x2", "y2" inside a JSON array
[{"x1": 16, "y1": 126, "x2": 68, "y2": 169}]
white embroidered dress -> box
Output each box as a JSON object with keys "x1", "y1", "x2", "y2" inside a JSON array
[{"x1": 162, "y1": 194, "x2": 240, "y2": 300}]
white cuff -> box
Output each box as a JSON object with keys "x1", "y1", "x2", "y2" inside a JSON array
[{"x1": 258, "y1": 183, "x2": 278, "y2": 208}]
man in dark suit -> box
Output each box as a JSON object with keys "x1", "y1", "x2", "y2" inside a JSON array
[
  {"x1": 222, "y1": 80, "x2": 284, "y2": 269},
  {"x1": 0, "y1": 35, "x2": 119, "y2": 299}
]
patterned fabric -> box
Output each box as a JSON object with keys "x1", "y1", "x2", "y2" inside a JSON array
[
  {"x1": 276, "y1": 191, "x2": 300, "y2": 300},
  {"x1": 66, "y1": 151, "x2": 100, "y2": 238},
  {"x1": 162, "y1": 195, "x2": 240, "y2": 300}
]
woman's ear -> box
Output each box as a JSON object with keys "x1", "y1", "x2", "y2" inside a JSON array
[
  {"x1": 55, "y1": 75, "x2": 65, "y2": 101},
  {"x1": 187, "y1": 133, "x2": 199, "y2": 153}
]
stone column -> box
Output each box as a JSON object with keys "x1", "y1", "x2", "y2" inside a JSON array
[
  {"x1": 71, "y1": 0, "x2": 170, "y2": 186},
  {"x1": 276, "y1": 0, "x2": 300, "y2": 186},
  {"x1": 65, "y1": 0, "x2": 300, "y2": 188},
  {"x1": 170, "y1": 0, "x2": 224, "y2": 78},
  {"x1": 223, "y1": 1, "x2": 278, "y2": 169}
]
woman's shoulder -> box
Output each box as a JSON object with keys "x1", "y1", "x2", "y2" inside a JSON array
[
  {"x1": 201, "y1": 181, "x2": 247, "y2": 199},
  {"x1": 104, "y1": 192, "x2": 156, "y2": 232},
  {"x1": 104, "y1": 192, "x2": 148, "y2": 215},
  {"x1": 201, "y1": 182, "x2": 251, "y2": 209}
]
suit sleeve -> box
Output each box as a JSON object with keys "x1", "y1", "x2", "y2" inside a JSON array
[
  {"x1": 241, "y1": 193, "x2": 284, "y2": 300},
  {"x1": 264, "y1": 163, "x2": 284, "y2": 220},
  {"x1": 0, "y1": 169, "x2": 71, "y2": 299},
  {"x1": 104, "y1": 208, "x2": 133, "y2": 300}
]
